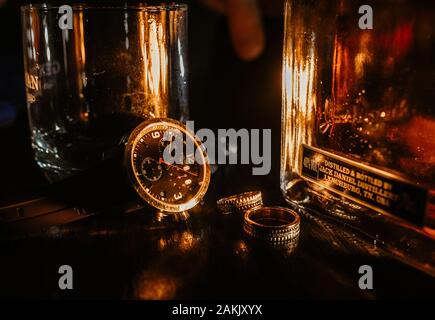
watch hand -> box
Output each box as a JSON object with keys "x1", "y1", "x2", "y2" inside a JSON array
[{"x1": 158, "y1": 158, "x2": 199, "y2": 177}]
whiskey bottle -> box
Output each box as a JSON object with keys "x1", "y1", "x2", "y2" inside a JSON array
[{"x1": 281, "y1": 0, "x2": 435, "y2": 275}]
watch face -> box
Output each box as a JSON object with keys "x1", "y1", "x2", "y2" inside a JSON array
[{"x1": 125, "y1": 118, "x2": 211, "y2": 212}]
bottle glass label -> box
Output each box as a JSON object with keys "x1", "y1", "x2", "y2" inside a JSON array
[{"x1": 300, "y1": 144, "x2": 428, "y2": 225}]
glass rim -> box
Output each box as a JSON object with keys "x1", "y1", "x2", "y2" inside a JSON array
[{"x1": 21, "y1": 3, "x2": 188, "y2": 12}]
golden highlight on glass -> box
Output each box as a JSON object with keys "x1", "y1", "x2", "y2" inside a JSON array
[{"x1": 21, "y1": 4, "x2": 188, "y2": 182}]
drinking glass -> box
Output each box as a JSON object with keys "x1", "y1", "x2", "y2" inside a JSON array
[{"x1": 21, "y1": 4, "x2": 188, "y2": 182}]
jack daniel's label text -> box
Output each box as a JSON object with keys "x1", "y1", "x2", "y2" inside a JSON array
[{"x1": 300, "y1": 144, "x2": 428, "y2": 225}]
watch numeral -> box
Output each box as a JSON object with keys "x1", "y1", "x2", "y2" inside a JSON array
[
  {"x1": 151, "y1": 131, "x2": 161, "y2": 139},
  {"x1": 174, "y1": 192, "x2": 183, "y2": 200}
]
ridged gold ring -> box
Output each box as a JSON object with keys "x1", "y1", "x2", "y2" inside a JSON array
[
  {"x1": 216, "y1": 191, "x2": 263, "y2": 214},
  {"x1": 243, "y1": 206, "x2": 300, "y2": 245}
]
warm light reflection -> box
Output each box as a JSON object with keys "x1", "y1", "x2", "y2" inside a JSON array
[
  {"x1": 157, "y1": 230, "x2": 198, "y2": 252},
  {"x1": 281, "y1": 9, "x2": 317, "y2": 179},
  {"x1": 138, "y1": 11, "x2": 169, "y2": 118},
  {"x1": 179, "y1": 231, "x2": 196, "y2": 251},
  {"x1": 75, "y1": 12, "x2": 86, "y2": 72},
  {"x1": 136, "y1": 272, "x2": 177, "y2": 300},
  {"x1": 332, "y1": 34, "x2": 350, "y2": 102},
  {"x1": 72, "y1": 11, "x2": 88, "y2": 121},
  {"x1": 234, "y1": 240, "x2": 249, "y2": 257},
  {"x1": 354, "y1": 33, "x2": 373, "y2": 79}
]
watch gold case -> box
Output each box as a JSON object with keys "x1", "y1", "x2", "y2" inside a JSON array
[{"x1": 124, "y1": 118, "x2": 211, "y2": 213}]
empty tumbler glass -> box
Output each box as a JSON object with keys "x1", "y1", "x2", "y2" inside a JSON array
[{"x1": 21, "y1": 4, "x2": 188, "y2": 182}]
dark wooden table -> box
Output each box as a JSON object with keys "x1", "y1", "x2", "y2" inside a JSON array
[{"x1": 0, "y1": 157, "x2": 434, "y2": 299}]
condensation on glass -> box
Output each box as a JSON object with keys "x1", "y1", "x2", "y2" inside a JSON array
[
  {"x1": 21, "y1": 4, "x2": 188, "y2": 182},
  {"x1": 281, "y1": 0, "x2": 435, "y2": 275}
]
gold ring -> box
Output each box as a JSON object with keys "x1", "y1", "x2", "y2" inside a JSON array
[
  {"x1": 243, "y1": 206, "x2": 300, "y2": 245},
  {"x1": 216, "y1": 191, "x2": 263, "y2": 214}
]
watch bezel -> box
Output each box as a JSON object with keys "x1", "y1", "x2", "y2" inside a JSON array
[{"x1": 124, "y1": 118, "x2": 211, "y2": 213}]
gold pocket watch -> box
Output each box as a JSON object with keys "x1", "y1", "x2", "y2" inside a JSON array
[{"x1": 124, "y1": 118, "x2": 211, "y2": 213}]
